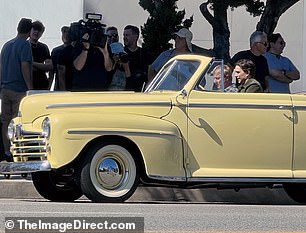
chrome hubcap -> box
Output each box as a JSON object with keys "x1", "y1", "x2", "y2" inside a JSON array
[{"x1": 97, "y1": 157, "x2": 124, "y2": 189}]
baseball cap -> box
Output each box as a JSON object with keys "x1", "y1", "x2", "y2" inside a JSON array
[{"x1": 173, "y1": 28, "x2": 193, "y2": 52}]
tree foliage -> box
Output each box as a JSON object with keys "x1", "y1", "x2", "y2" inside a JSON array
[
  {"x1": 256, "y1": 0, "x2": 300, "y2": 35},
  {"x1": 139, "y1": 0, "x2": 301, "y2": 63},
  {"x1": 139, "y1": 0, "x2": 186, "y2": 60},
  {"x1": 200, "y1": 0, "x2": 264, "y2": 62},
  {"x1": 200, "y1": 0, "x2": 300, "y2": 62}
]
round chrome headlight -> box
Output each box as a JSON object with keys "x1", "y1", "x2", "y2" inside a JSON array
[
  {"x1": 42, "y1": 117, "x2": 51, "y2": 139},
  {"x1": 7, "y1": 121, "x2": 15, "y2": 140}
]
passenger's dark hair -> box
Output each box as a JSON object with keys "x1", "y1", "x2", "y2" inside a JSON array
[
  {"x1": 17, "y1": 18, "x2": 32, "y2": 34},
  {"x1": 235, "y1": 59, "x2": 256, "y2": 79},
  {"x1": 124, "y1": 25, "x2": 139, "y2": 36}
]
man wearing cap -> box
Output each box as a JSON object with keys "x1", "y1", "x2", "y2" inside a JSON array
[{"x1": 148, "y1": 28, "x2": 193, "y2": 82}]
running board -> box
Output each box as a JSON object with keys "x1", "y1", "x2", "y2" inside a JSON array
[
  {"x1": 187, "y1": 177, "x2": 306, "y2": 183},
  {"x1": 147, "y1": 174, "x2": 306, "y2": 184}
]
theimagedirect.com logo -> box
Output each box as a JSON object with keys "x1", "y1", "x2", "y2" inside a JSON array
[{"x1": 4, "y1": 217, "x2": 144, "y2": 233}]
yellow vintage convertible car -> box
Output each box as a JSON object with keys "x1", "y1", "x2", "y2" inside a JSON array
[{"x1": 0, "y1": 54, "x2": 305, "y2": 203}]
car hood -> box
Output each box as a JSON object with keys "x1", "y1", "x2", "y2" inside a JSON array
[{"x1": 19, "y1": 91, "x2": 173, "y2": 123}]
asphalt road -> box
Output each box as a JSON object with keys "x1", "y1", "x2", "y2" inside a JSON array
[{"x1": 0, "y1": 199, "x2": 306, "y2": 232}]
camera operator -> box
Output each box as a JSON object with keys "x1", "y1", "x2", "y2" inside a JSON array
[
  {"x1": 70, "y1": 14, "x2": 113, "y2": 91},
  {"x1": 107, "y1": 26, "x2": 130, "y2": 90}
]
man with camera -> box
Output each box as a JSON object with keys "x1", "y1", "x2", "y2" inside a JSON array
[
  {"x1": 71, "y1": 14, "x2": 113, "y2": 91},
  {"x1": 107, "y1": 26, "x2": 130, "y2": 90}
]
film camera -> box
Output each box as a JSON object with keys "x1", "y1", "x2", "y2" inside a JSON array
[
  {"x1": 70, "y1": 13, "x2": 107, "y2": 48},
  {"x1": 110, "y1": 42, "x2": 129, "y2": 63}
]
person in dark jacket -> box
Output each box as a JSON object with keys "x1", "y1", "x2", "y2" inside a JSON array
[
  {"x1": 234, "y1": 59, "x2": 263, "y2": 93},
  {"x1": 123, "y1": 25, "x2": 151, "y2": 91},
  {"x1": 29, "y1": 20, "x2": 53, "y2": 90}
]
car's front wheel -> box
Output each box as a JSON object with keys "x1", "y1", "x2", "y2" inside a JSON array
[
  {"x1": 79, "y1": 142, "x2": 139, "y2": 203},
  {"x1": 32, "y1": 171, "x2": 83, "y2": 201},
  {"x1": 283, "y1": 183, "x2": 306, "y2": 203}
]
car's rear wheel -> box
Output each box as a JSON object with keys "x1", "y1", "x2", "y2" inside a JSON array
[
  {"x1": 79, "y1": 142, "x2": 139, "y2": 202},
  {"x1": 32, "y1": 171, "x2": 83, "y2": 201},
  {"x1": 283, "y1": 183, "x2": 306, "y2": 203}
]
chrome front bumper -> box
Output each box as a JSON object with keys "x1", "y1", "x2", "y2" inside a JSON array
[{"x1": 0, "y1": 160, "x2": 51, "y2": 174}]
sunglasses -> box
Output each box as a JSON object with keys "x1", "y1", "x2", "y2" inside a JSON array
[
  {"x1": 279, "y1": 41, "x2": 286, "y2": 45},
  {"x1": 108, "y1": 33, "x2": 118, "y2": 38},
  {"x1": 257, "y1": 41, "x2": 268, "y2": 47}
]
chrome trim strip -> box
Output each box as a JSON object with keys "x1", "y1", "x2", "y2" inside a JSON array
[
  {"x1": 21, "y1": 130, "x2": 42, "y2": 136},
  {"x1": 0, "y1": 160, "x2": 51, "y2": 174},
  {"x1": 189, "y1": 103, "x2": 293, "y2": 110},
  {"x1": 13, "y1": 140, "x2": 46, "y2": 145},
  {"x1": 14, "y1": 124, "x2": 42, "y2": 137},
  {"x1": 67, "y1": 130, "x2": 180, "y2": 138},
  {"x1": 188, "y1": 177, "x2": 306, "y2": 183},
  {"x1": 293, "y1": 106, "x2": 306, "y2": 110},
  {"x1": 148, "y1": 174, "x2": 187, "y2": 182},
  {"x1": 13, "y1": 153, "x2": 47, "y2": 157},
  {"x1": 46, "y1": 102, "x2": 171, "y2": 109},
  {"x1": 14, "y1": 126, "x2": 42, "y2": 137},
  {"x1": 13, "y1": 149, "x2": 47, "y2": 154}
]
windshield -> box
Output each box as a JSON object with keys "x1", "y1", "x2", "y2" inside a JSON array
[{"x1": 145, "y1": 59, "x2": 200, "y2": 92}]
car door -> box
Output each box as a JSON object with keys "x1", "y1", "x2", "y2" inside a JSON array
[
  {"x1": 290, "y1": 95, "x2": 306, "y2": 178},
  {"x1": 186, "y1": 90, "x2": 294, "y2": 179}
]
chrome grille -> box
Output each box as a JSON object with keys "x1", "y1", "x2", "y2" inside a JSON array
[{"x1": 11, "y1": 134, "x2": 48, "y2": 161}]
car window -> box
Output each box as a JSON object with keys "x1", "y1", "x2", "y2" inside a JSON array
[
  {"x1": 196, "y1": 60, "x2": 238, "y2": 93},
  {"x1": 146, "y1": 60, "x2": 200, "y2": 92},
  {"x1": 197, "y1": 60, "x2": 223, "y2": 91}
]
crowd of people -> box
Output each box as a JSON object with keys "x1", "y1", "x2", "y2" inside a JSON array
[
  {"x1": 212, "y1": 30, "x2": 300, "y2": 94},
  {"x1": 0, "y1": 17, "x2": 301, "y2": 161}
]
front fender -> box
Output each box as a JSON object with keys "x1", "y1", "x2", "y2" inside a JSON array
[{"x1": 46, "y1": 112, "x2": 185, "y2": 178}]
